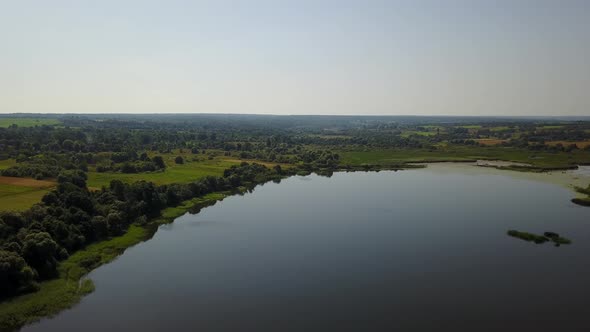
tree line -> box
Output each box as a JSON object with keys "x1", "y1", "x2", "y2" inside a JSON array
[{"x1": 0, "y1": 163, "x2": 288, "y2": 299}]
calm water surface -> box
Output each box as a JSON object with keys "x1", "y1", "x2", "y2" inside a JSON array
[{"x1": 24, "y1": 166, "x2": 590, "y2": 331}]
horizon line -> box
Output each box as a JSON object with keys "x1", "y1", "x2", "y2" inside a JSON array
[{"x1": 1, "y1": 112, "x2": 589, "y2": 119}]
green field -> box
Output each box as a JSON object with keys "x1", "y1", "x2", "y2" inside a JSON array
[
  {"x1": 489, "y1": 126, "x2": 513, "y2": 132},
  {"x1": 0, "y1": 184, "x2": 51, "y2": 212},
  {"x1": 0, "y1": 118, "x2": 61, "y2": 128},
  {"x1": 0, "y1": 159, "x2": 16, "y2": 170},
  {"x1": 0, "y1": 165, "x2": 56, "y2": 211},
  {"x1": 338, "y1": 146, "x2": 590, "y2": 168},
  {"x1": 87, "y1": 153, "x2": 242, "y2": 188},
  {"x1": 0, "y1": 152, "x2": 275, "y2": 210},
  {"x1": 537, "y1": 125, "x2": 565, "y2": 130},
  {"x1": 400, "y1": 130, "x2": 438, "y2": 138}
]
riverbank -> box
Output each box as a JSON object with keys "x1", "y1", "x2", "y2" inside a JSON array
[
  {"x1": 0, "y1": 190, "x2": 234, "y2": 332},
  {"x1": 573, "y1": 185, "x2": 590, "y2": 206},
  {"x1": 19, "y1": 163, "x2": 590, "y2": 332},
  {"x1": 428, "y1": 162, "x2": 590, "y2": 188},
  {"x1": 3, "y1": 161, "x2": 590, "y2": 331}
]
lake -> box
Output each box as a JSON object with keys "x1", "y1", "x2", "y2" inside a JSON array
[{"x1": 23, "y1": 165, "x2": 590, "y2": 331}]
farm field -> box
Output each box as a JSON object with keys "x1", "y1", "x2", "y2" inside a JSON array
[
  {"x1": 400, "y1": 130, "x2": 438, "y2": 138},
  {"x1": 0, "y1": 150, "x2": 288, "y2": 209},
  {"x1": 0, "y1": 159, "x2": 17, "y2": 170},
  {"x1": 0, "y1": 117, "x2": 61, "y2": 128},
  {"x1": 338, "y1": 146, "x2": 590, "y2": 168},
  {"x1": 87, "y1": 158, "x2": 238, "y2": 188},
  {"x1": 87, "y1": 151, "x2": 287, "y2": 189},
  {"x1": 0, "y1": 176, "x2": 56, "y2": 211}
]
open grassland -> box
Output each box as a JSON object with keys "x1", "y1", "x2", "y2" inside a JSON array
[
  {"x1": 307, "y1": 134, "x2": 352, "y2": 140},
  {"x1": 0, "y1": 150, "x2": 284, "y2": 209},
  {"x1": 0, "y1": 159, "x2": 17, "y2": 170},
  {"x1": 87, "y1": 153, "x2": 240, "y2": 188},
  {"x1": 87, "y1": 150, "x2": 289, "y2": 189},
  {"x1": 400, "y1": 130, "x2": 438, "y2": 138},
  {"x1": 489, "y1": 126, "x2": 514, "y2": 132},
  {"x1": 537, "y1": 125, "x2": 565, "y2": 130},
  {"x1": 0, "y1": 118, "x2": 61, "y2": 128},
  {"x1": 457, "y1": 125, "x2": 482, "y2": 129},
  {"x1": 0, "y1": 185, "x2": 51, "y2": 212},
  {"x1": 338, "y1": 146, "x2": 590, "y2": 168},
  {"x1": 338, "y1": 149, "x2": 476, "y2": 165},
  {"x1": 0, "y1": 177, "x2": 56, "y2": 212}
]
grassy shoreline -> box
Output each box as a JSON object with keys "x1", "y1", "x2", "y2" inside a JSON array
[
  {"x1": 572, "y1": 186, "x2": 590, "y2": 206},
  {"x1": 2, "y1": 158, "x2": 590, "y2": 331},
  {"x1": 0, "y1": 191, "x2": 232, "y2": 332}
]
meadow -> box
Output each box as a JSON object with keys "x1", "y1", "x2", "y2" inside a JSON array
[
  {"x1": 87, "y1": 156, "x2": 237, "y2": 188},
  {"x1": 0, "y1": 149, "x2": 287, "y2": 211},
  {"x1": 1, "y1": 144, "x2": 588, "y2": 212},
  {"x1": 0, "y1": 176, "x2": 56, "y2": 212},
  {"x1": 86, "y1": 150, "x2": 287, "y2": 189},
  {"x1": 0, "y1": 159, "x2": 16, "y2": 170},
  {"x1": 400, "y1": 130, "x2": 438, "y2": 138},
  {"x1": 0, "y1": 118, "x2": 61, "y2": 128},
  {"x1": 338, "y1": 146, "x2": 590, "y2": 169}
]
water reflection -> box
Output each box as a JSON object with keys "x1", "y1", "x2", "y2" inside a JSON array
[{"x1": 24, "y1": 168, "x2": 590, "y2": 332}]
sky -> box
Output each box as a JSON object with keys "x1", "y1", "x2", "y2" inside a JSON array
[{"x1": 1, "y1": 0, "x2": 589, "y2": 116}]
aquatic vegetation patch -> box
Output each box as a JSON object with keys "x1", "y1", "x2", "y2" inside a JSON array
[{"x1": 507, "y1": 230, "x2": 572, "y2": 246}]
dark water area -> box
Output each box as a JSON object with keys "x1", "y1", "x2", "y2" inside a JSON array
[{"x1": 23, "y1": 168, "x2": 590, "y2": 331}]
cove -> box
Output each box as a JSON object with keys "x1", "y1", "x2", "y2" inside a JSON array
[{"x1": 23, "y1": 165, "x2": 590, "y2": 331}]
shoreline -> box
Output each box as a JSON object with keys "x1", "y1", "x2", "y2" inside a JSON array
[
  {"x1": 3, "y1": 162, "x2": 590, "y2": 331},
  {"x1": 0, "y1": 190, "x2": 238, "y2": 332},
  {"x1": 414, "y1": 161, "x2": 590, "y2": 205}
]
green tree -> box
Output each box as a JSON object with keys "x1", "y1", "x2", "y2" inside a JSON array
[
  {"x1": 0, "y1": 250, "x2": 37, "y2": 297},
  {"x1": 22, "y1": 232, "x2": 59, "y2": 279},
  {"x1": 153, "y1": 155, "x2": 166, "y2": 169}
]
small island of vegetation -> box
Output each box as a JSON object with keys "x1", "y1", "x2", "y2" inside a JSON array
[
  {"x1": 572, "y1": 185, "x2": 590, "y2": 206},
  {"x1": 507, "y1": 230, "x2": 572, "y2": 246}
]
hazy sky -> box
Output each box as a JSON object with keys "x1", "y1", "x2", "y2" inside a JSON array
[{"x1": 1, "y1": 0, "x2": 589, "y2": 115}]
